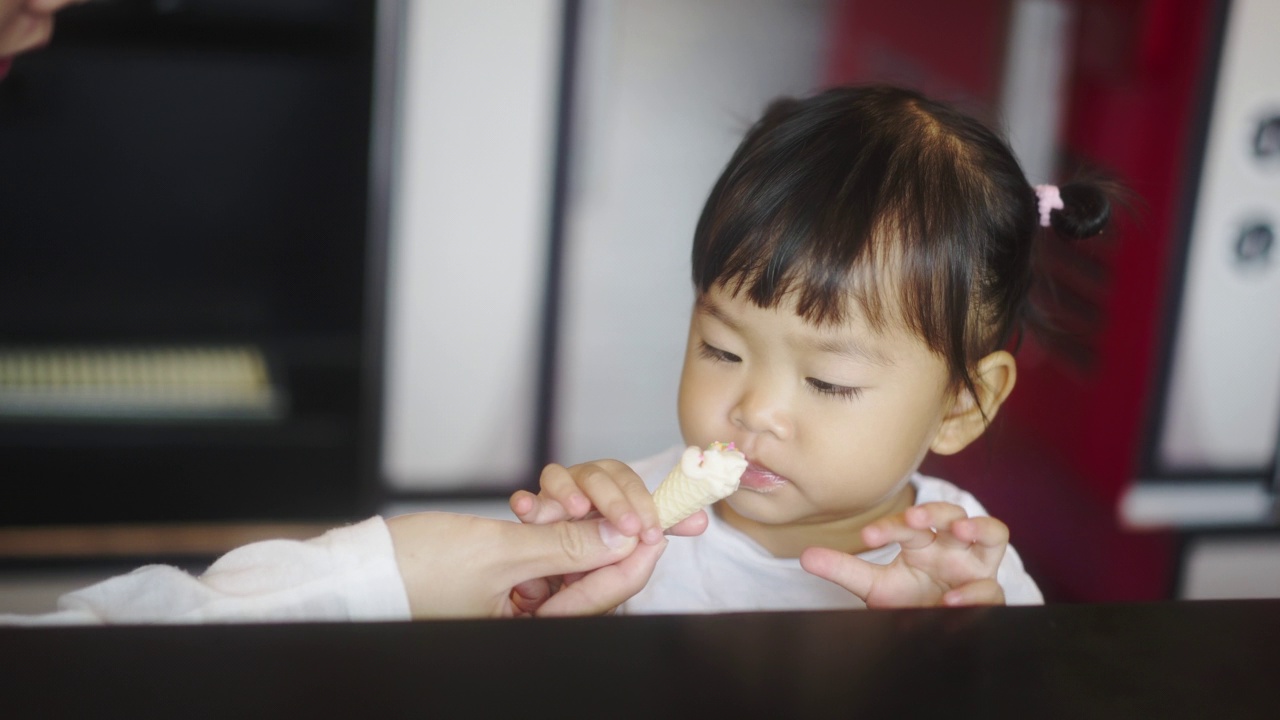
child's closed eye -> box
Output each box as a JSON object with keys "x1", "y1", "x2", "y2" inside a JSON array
[
  {"x1": 806, "y1": 378, "x2": 864, "y2": 400},
  {"x1": 698, "y1": 341, "x2": 741, "y2": 363}
]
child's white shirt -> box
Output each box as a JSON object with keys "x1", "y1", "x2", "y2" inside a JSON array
[
  {"x1": 0, "y1": 517, "x2": 411, "y2": 625},
  {"x1": 620, "y1": 445, "x2": 1044, "y2": 614}
]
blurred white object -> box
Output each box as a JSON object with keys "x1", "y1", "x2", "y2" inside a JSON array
[
  {"x1": 1180, "y1": 534, "x2": 1280, "y2": 600},
  {"x1": 1120, "y1": 481, "x2": 1273, "y2": 528},
  {"x1": 1158, "y1": 0, "x2": 1280, "y2": 471},
  {"x1": 999, "y1": 0, "x2": 1074, "y2": 186}
]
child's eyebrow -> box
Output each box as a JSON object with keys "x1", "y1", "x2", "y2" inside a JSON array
[
  {"x1": 695, "y1": 295, "x2": 740, "y2": 330},
  {"x1": 697, "y1": 295, "x2": 895, "y2": 366},
  {"x1": 806, "y1": 335, "x2": 896, "y2": 367}
]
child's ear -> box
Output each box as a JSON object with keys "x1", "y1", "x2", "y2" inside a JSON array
[{"x1": 930, "y1": 350, "x2": 1017, "y2": 455}]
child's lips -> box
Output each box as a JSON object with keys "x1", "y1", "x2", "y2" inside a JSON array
[
  {"x1": 0, "y1": 58, "x2": 12, "y2": 81},
  {"x1": 739, "y1": 462, "x2": 788, "y2": 493}
]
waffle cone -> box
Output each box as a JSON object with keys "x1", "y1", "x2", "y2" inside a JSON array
[{"x1": 652, "y1": 444, "x2": 746, "y2": 529}]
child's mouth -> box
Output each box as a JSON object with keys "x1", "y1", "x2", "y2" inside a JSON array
[{"x1": 739, "y1": 462, "x2": 787, "y2": 493}]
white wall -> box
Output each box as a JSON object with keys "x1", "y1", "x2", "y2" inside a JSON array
[
  {"x1": 553, "y1": 0, "x2": 830, "y2": 464},
  {"x1": 381, "y1": 0, "x2": 831, "y2": 487},
  {"x1": 381, "y1": 0, "x2": 562, "y2": 489}
]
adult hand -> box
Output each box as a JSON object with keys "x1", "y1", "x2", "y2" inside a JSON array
[
  {"x1": 386, "y1": 511, "x2": 705, "y2": 619},
  {"x1": 1, "y1": 0, "x2": 87, "y2": 67}
]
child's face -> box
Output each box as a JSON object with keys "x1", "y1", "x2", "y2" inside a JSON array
[{"x1": 677, "y1": 284, "x2": 958, "y2": 531}]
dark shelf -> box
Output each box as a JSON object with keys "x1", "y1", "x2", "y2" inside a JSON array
[{"x1": 0, "y1": 2, "x2": 383, "y2": 526}]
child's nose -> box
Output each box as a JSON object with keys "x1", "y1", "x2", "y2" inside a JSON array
[{"x1": 730, "y1": 384, "x2": 792, "y2": 441}]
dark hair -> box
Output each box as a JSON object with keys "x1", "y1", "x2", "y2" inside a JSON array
[{"x1": 691, "y1": 85, "x2": 1114, "y2": 411}]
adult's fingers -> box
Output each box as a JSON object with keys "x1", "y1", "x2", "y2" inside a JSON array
[
  {"x1": 497, "y1": 517, "x2": 639, "y2": 589},
  {"x1": 536, "y1": 539, "x2": 667, "y2": 617}
]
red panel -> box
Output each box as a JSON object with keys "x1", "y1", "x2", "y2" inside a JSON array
[
  {"x1": 1013, "y1": 0, "x2": 1217, "y2": 503},
  {"x1": 825, "y1": 0, "x2": 1010, "y2": 112},
  {"x1": 823, "y1": 0, "x2": 1219, "y2": 600}
]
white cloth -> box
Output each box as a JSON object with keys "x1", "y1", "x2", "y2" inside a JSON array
[
  {"x1": 0, "y1": 517, "x2": 411, "y2": 625},
  {"x1": 620, "y1": 446, "x2": 1044, "y2": 614}
]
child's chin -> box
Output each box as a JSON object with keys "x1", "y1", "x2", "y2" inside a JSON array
[{"x1": 721, "y1": 493, "x2": 790, "y2": 522}]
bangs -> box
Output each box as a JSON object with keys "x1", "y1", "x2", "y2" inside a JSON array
[{"x1": 690, "y1": 88, "x2": 996, "y2": 368}]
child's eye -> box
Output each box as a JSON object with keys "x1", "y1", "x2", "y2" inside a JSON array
[
  {"x1": 806, "y1": 378, "x2": 863, "y2": 400},
  {"x1": 698, "y1": 341, "x2": 741, "y2": 363}
]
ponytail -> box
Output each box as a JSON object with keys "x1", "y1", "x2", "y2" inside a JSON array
[{"x1": 1038, "y1": 176, "x2": 1127, "y2": 240}]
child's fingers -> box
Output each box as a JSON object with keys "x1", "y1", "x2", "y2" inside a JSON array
[
  {"x1": 665, "y1": 509, "x2": 709, "y2": 537},
  {"x1": 509, "y1": 578, "x2": 553, "y2": 616},
  {"x1": 571, "y1": 461, "x2": 645, "y2": 537},
  {"x1": 799, "y1": 546, "x2": 878, "y2": 601},
  {"x1": 905, "y1": 502, "x2": 995, "y2": 551},
  {"x1": 508, "y1": 489, "x2": 569, "y2": 525},
  {"x1": 907, "y1": 502, "x2": 968, "y2": 533},
  {"x1": 538, "y1": 463, "x2": 594, "y2": 518},
  {"x1": 951, "y1": 515, "x2": 1009, "y2": 548},
  {"x1": 950, "y1": 516, "x2": 1010, "y2": 570},
  {"x1": 609, "y1": 464, "x2": 664, "y2": 543},
  {"x1": 943, "y1": 578, "x2": 1006, "y2": 607},
  {"x1": 508, "y1": 490, "x2": 537, "y2": 522},
  {"x1": 862, "y1": 510, "x2": 938, "y2": 551}
]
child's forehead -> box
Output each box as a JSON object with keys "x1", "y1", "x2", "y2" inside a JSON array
[
  {"x1": 699, "y1": 281, "x2": 909, "y2": 338},
  {"x1": 696, "y1": 287, "x2": 932, "y2": 368}
]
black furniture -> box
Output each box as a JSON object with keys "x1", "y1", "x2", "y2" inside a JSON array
[
  {"x1": 0, "y1": 1, "x2": 388, "y2": 525},
  {"x1": 3, "y1": 600, "x2": 1277, "y2": 718}
]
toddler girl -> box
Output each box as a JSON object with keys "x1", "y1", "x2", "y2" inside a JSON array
[{"x1": 512, "y1": 84, "x2": 1116, "y2": 612}]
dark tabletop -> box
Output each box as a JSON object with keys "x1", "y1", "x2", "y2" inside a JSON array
[{"x1": 3, "y1": 599, "x2": 1278, "y2": 719}]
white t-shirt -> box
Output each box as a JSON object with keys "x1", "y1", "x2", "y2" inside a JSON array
[
  {"x1": 0, "y1": 517, "x2": 411, "y2": 625},
  {"x1": 620, "y1": 446, "x2": 1044, "y2": 614}
]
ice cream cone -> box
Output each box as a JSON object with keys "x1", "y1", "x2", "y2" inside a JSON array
[{"x1": 653, "y1": 442, "x2": 747, "y2": 529}]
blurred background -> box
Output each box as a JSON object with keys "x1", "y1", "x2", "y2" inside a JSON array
[{"x1": 0, "y1": 0, "x2": 1276, "y2": 610}]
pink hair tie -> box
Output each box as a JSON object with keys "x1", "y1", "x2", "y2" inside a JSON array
[{"x1": 1034, "y1": 184, "x2": 1063, "y2": 228}]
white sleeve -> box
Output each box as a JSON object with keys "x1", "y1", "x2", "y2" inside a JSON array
[
  {"x1": 0, "y1": 516, "x2": 412, "y2": 625},
  {"x1": 996, "y1": 543, "x2": 1045, "y2": 606}
]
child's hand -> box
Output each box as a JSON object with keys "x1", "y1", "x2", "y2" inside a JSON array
[
  {"x1": 510, "y1": 460, "x2": 671, "y2": 546},
  {"x1": 799, "y1": 502, "x2": 1008, "y2": 608}
]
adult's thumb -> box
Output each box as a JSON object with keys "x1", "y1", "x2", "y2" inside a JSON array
[{"x1": 504, "y1": 519, "x2": 639, "y2": 584}]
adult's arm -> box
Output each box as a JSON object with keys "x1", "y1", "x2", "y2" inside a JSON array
[{"x1": 1, "y1": 511, "x2": 698, "y2": 624}]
